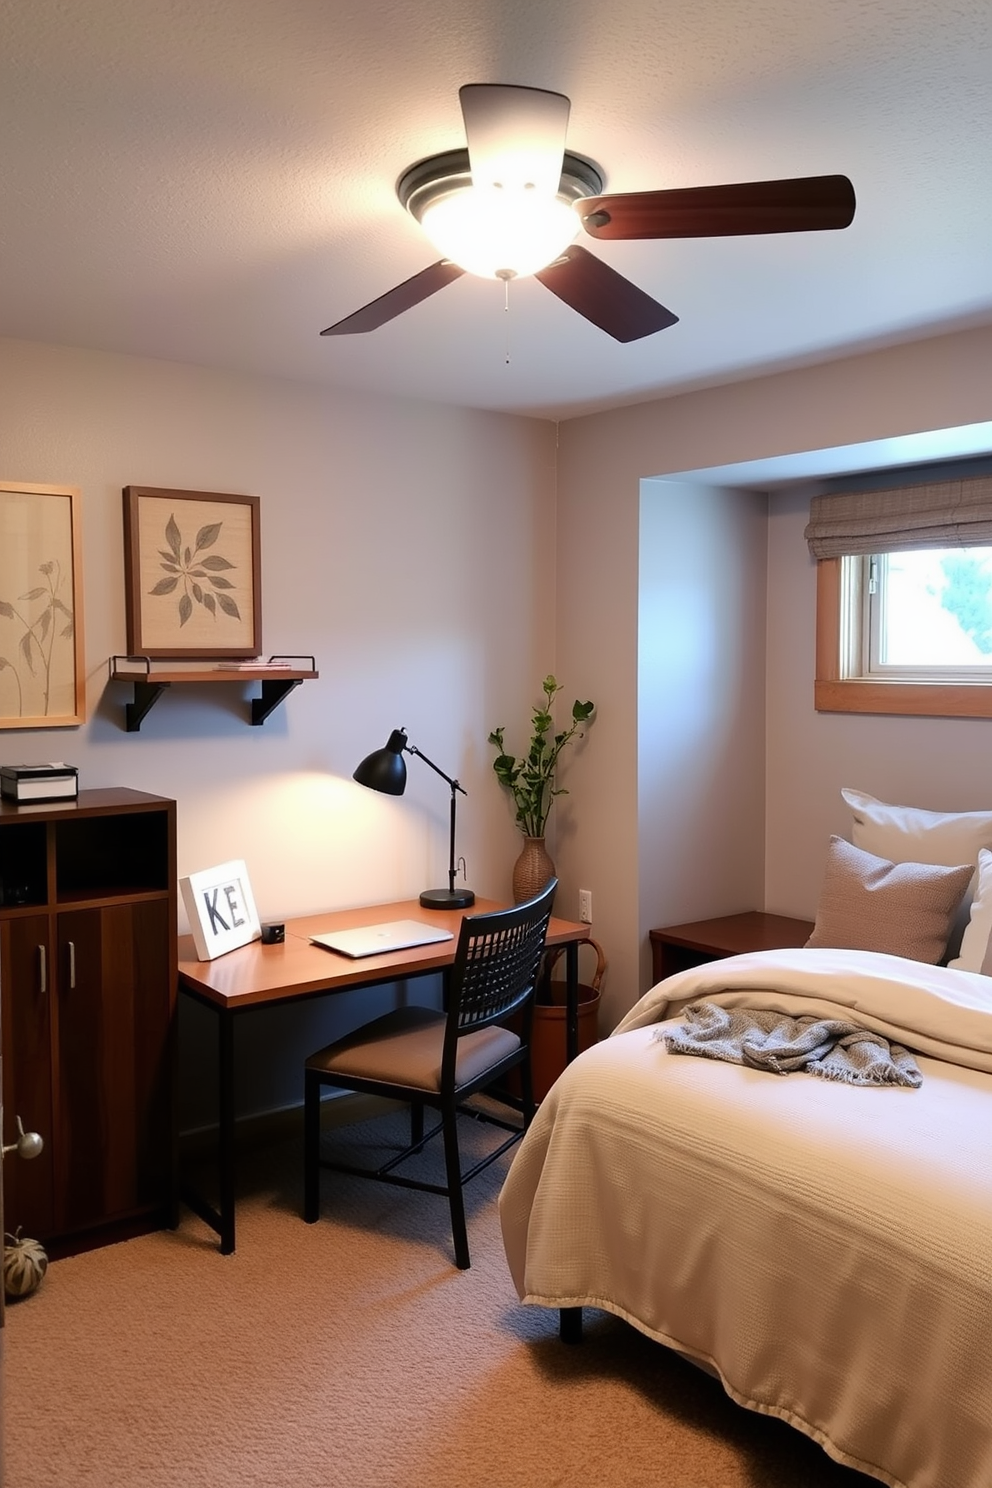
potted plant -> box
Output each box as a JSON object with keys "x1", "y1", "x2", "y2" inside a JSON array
[
  {"x1": 488, "y1": 674, "x2": 595, "y2": 903},
  {"x1": 490, "y1": 676, "x2": 602, "y2": 1095}
]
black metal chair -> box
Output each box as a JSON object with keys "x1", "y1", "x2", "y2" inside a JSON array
[{"x1": 302, "y1": 879, "x2": 557, "y2": 1268}]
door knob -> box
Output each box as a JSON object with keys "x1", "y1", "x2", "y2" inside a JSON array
[{"x1": 2, "y1": 1114, "x2": 44, "y2": 1161}]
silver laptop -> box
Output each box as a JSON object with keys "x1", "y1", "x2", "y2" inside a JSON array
[{"x1": 310, "y1": 918, "x2": 454, "y2": 959}]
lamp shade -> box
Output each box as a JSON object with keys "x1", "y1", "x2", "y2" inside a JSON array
[
  {"x1": 353, "y1": 726, "x2": 474, "y2": 909},
  {"x1": 353, "y1": 729, "x2": 409, "y2": 796}
]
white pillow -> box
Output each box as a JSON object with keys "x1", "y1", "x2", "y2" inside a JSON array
[
  {"x1": 841, "y1": 787, "x2": 992, "y2": 959},
  {"x1": 949, "y1": 847, "x2": 992, "y2": 973}
]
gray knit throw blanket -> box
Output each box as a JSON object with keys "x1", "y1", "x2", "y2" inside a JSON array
[{"x1": 658, "y1": 1001, "x2": 923, "y2": 1087}]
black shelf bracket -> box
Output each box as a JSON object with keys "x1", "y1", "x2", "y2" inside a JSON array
[
  {"x1": 126, "y1": 680, "x2": 170, "y2": 733},
  {"x1": 250, "y1": 675, "x2": 303, "y2": 726}
]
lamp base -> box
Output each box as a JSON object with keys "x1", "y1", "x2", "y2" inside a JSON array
[{"x1": 419, "y1": 887, "x2": 475, "y2": 910}]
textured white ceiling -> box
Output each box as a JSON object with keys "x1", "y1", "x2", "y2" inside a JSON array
[{"x1": 2, "y1": 0, "x2": 991, "y2": 419}]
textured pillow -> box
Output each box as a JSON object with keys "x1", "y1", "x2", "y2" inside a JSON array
[
  {"x1": 949, "y1": 847, "x2": 992, "y2": 973},
  {"x1": 841, "y1": 788, "x2": 992, "y2": 957},
  {"x1": 805, "y1": 836, "x2": 974, "y2": 964}
]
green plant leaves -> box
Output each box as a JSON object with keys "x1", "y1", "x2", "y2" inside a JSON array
[{"x1": 488, "y1": 675, "x2": 595, "y2": 837}]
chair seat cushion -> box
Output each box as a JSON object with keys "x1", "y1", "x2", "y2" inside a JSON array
[{"x1": 306, "y1": 1005, "x2": 521, "y2": 1092}]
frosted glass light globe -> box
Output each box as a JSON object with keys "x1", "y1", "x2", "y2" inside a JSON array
[{"x1": 420, "y1": 186, "x2": 579, "y2": 280}]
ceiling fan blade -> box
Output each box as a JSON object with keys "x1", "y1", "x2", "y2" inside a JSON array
[
  {"x1": 459, "y1": 83, "x2": 569, "y2": 195},
  {"x1": 535, "y1": 245, "x2": 678, "y2": 343},
  {"x1": 578, "y1": 174, "x2": 856, "y2": 240},
  {"x1": 320, "y1": 261, "x2": 465, "y2": 335}
]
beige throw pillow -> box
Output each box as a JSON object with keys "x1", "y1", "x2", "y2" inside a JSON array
[
  {"x1": 806, "y1": 836, "x2": 974, "y2": 964},
  {"x1": 841, "y1": 787, "x2": 992, "y2": 958}
]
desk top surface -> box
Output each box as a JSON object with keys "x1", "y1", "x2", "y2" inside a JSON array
[{"x1": 178, "y1": 896, "x2": 590, "y2": 1009}]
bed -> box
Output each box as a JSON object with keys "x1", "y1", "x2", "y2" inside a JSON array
[{"x1": 499, "y1": 945, "x2": 992, "y2": 1488}]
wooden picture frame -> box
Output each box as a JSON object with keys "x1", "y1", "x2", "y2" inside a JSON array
[
  {"x1": 0, "y1": 480, "x2": 86, "y2": 729},
  {"x1": 179, "y1": 858, "x2": 261, "y2": 961},
  {"x1": 123, "y1": 486, "x2": 262, "y2": 658}
]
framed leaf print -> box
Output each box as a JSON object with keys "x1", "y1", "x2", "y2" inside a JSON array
[
  {"x1": 123, "y1": 486, "x2": 262, "y2": 658},
  {"x1": 0, "y1": 480, "x2": 86, "y2": 729}
]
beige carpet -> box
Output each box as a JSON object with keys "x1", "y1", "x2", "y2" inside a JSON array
[{"x1": 5, "y1": 1108, "x2": 874, "y2": 1488}]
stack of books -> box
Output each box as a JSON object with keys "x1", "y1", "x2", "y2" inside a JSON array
[
  {"x1": 0, "y1": 763, "x2": 79, "y2": 803},
  {"x1": 214, "y1": 658, "x2": 294, "y2": 670}
]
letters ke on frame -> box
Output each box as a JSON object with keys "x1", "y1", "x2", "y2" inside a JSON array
[
  {"x1": 123, "y1": 485, "x2": 262, "y2": 659},
  {"x1": 180, "y1": 859, "x2": 262, "y2": 961}
]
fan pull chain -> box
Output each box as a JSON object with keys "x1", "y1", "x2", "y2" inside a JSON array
[{"x1": 504, "y1": 277, "x2": 511, "y2": 365}]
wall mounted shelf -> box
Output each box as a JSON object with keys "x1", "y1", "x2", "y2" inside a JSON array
[{"x1": 107, "y1": 656, "x2": 318, "y2": 731}]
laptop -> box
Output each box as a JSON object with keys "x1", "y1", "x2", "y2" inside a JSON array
[{"x1": 310, "y1": 918, "x2": 455, "y2": 959}]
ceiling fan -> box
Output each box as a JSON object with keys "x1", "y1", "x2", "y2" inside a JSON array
[{"x1": 321, "y1": 84, "x2": 856, "y2": 345}]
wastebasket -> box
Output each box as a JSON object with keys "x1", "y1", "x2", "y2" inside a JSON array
[{"x1": 528, "y1": 938, "x2": 606, "y2": 1101}]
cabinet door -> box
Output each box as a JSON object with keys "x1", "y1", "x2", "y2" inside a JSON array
[
  {"x1": 0, "y1": 915, "x2": 55, "y2": 1240},
  {"x1": 55, "y1": 900, "x2": 173, "y2": 1235}
]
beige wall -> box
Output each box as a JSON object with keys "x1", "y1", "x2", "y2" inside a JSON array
[
  {"x1": 764, "y1": 485, "x2": 992, "y2": 919},
  {"x1": 0, "y1": 336, "x2": 558, "y2": 1123},
  {"x1": 556, "y1": 323, "x2": 992, "y2": 1014},
  {"x1": 634, "y1": 479, "x2": 768, "y2": 1026},
  {"x1": 4, "y1": 322, "x2": 992, "y2": 1115}
]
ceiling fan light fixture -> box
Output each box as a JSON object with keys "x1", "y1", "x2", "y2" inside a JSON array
[
  {"x1": 327, "y1": 86, "x2": 854, "y2": 343},
  {"x1": 419, "y1": 184, "x2": 579, "y2": 279},
  {"x1": 397, "y1": 148, "x2": 604, "y2": 284}
]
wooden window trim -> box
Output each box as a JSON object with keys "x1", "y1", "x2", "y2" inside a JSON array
[{"x1": 814, "y1": 557, "x2": 992, "y2": 719}]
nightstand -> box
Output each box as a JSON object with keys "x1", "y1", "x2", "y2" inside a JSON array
[{"x1": 650, "y1": 911, "x2": 815, "y2": 984}]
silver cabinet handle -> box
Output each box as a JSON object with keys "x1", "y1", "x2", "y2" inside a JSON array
[
  {"x1": 67, "y1": 939, "x2": 76, "y2": 990},
  {"x1": 38, "y1": 943, "x2": 47, "y2": 994}
]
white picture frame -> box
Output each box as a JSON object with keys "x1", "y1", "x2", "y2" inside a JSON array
[{"x1": 179, "y1": 858, "x2": 261, "y2": 961}]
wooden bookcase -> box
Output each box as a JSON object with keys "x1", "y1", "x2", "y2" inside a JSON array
[{"x1": 0, "y1": 788, "x2": 177, "y2": 1257}]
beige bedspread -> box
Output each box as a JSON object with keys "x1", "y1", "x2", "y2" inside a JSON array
[{"x1": 499, "y1": 948, "x2": 992, "y2": 1488}]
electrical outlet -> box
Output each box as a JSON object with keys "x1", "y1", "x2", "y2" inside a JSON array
[{"x1": 578, "y1": 888, "x2": 593, "y2": 923}]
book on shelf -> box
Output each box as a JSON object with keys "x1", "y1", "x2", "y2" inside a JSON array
[
  {"x1": 1, "y1": 763, "x2": 79, "y2": 803},
  {"x1": 214, "y1": 659, "x2": 294, "y2": 670}
]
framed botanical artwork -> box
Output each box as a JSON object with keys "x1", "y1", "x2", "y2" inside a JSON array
[
  {"x1": 123, "y1": 486, "x2": 262, "y2": 658},
  {"x1": 179, "y1": 858, "x2": 261, "y2": 961},
  {"x1": 0, "y1": 480, "x2": 86, "y2": 729}
]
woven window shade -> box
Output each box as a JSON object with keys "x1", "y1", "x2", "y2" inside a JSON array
[{"x1": 805, "y1": 474, "x2": 992, "y2": 559}]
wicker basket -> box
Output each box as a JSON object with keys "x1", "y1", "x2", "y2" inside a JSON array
[{"x1": 528, "y1": 938, "x2": 606, "y2": 1101}]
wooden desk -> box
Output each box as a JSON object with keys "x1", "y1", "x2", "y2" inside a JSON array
[{"x1": 178, "y1": 897, "x2": 589, "y2": 1252}]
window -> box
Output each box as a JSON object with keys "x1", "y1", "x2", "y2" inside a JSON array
[
  {"x1": 867, "y1": 548, "x2": 992, "y2": 675},
  {"x1": 809, "y1": 469, "x2": 992, "y2": 718}
]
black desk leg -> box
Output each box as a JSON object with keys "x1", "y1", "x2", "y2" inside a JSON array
[
  {"x1": 177, "y1": 996, "x2": 237, "y2": 1252},
  {"x1": 217, "y1": 1008, "x2": 236, "y2": 1254},
  {"x1": 564, "y1": 941, "x2": 579, "y2": 1064}
]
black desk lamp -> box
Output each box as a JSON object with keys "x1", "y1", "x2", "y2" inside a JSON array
[{"x1": 353, "y1": 728, "x2": 475, "y2": 910}]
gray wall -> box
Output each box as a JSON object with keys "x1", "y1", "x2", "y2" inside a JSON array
[
  {"x1": 4, "y1": 322, "x2": 992, "y2": 1130},
  {"x1": 556, "y1": 324, "x2": 992, "y2": 1014},
  {"x1": 0, "y1": 336, "x2": 558, "y2": 1128},
  {"x1": 764, "y1": 485, "x2": 992, "y2": 919},
  {"x1": 636, "y1": 479, "x2": 768, "y2": 1019}
]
